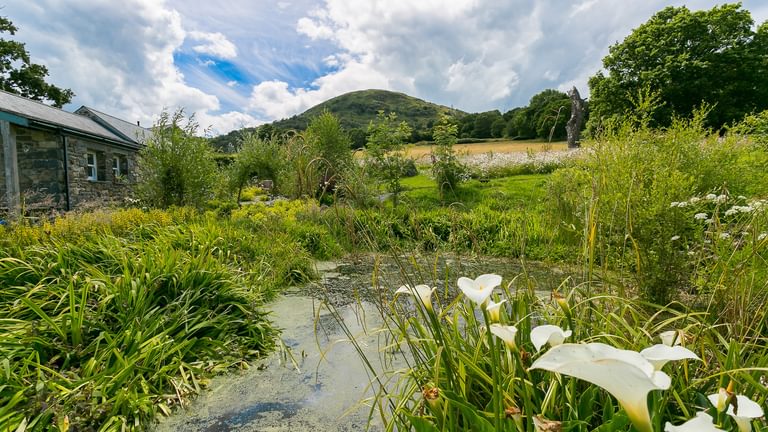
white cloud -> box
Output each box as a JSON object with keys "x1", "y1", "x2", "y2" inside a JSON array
[
  {"x1": 188, "y1": 31, "x2": 238, "y2": 59},
  {"x1": 249, "y1": 55, "x2": 388, "y2": 120},
  {"x1": 3, "y1": 0, "x2": 254, "y2": 134},
  {"x1": 5, "y1": 0, "x2": 768, "y2": 135}
]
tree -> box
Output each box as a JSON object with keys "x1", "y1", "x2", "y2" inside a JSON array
[
  {"x1": 137, "y1": 109, "x2": 218, "y2": 208},
  {"x1": 431, "y1": 114, "x2": 466, "y2": 199},
  {"x1": 304, "y1": 111, "x2": 353, "y2": 184},
  {"x1": 0, "y1": 16, "x2": 73, "y2": 107},
  {"x1": 228, "y1": 132, "x2": 283, "y2": 202},
  {"x1": 588, "y1": 3, "x2": 768, "y2": 130},
  {"x1": 365, "y1": 111, "x2": 412, "y2": 206}
]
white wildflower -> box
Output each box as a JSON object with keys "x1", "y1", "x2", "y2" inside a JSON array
[
  {"x1": 719, "y1": 233, "x2": 731, "y2": 240},
  {"x1": 694, "y1": 213, "x2": 708, "y2": 220},
  {"x1": 706, "y1": 193, "x2": 718, "y2": 200}
]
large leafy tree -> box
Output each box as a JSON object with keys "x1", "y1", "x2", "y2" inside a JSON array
[
  {"x1": 0, "y1": 16, "x2": 73, "y2": 107},
  {"x1": 588, "y1": 3, "x2": 768, "y2": 129},
  {"x1": 504, "y1": 89, "x2": 570, "y2": 140}
]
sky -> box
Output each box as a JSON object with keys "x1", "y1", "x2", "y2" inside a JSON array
[{"x1": 3, "y1": 0, "x2": 768, "y2": 136}]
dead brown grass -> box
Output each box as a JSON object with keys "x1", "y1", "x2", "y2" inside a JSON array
[{"x1": 404, "y1": 140, "x2": 568, "y2": 160}]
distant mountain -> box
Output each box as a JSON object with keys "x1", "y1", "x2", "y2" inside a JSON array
[{"x1": 210, "y1": 89, "x2": 466, "y2": 151}]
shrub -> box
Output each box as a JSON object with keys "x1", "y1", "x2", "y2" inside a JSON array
[
  {"x1": 136, "y1": 109, "x2": 218, "y2": 208},
  {"x1": 548, "y1": 111, "x2": 768, "y2": 303}
]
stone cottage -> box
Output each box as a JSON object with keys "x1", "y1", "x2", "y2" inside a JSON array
[{"x1": 0, "y1": 90, "x2": 150, "y2": 216}]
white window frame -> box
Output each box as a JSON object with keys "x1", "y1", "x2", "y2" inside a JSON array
[
  {"x1": 86, "y1": 152, "x2": 98, "y2": 181},
  {"x1": 112, "y1": 156, "x2": 122, "y2": 177}
]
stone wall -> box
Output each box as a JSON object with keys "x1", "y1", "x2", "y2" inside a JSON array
[
  {"x1": 0, "y1": 136, "x2": 6, "y2": 208},
  {"x1": 2, "y1": 124, "x2": 138, "y2": 212},
  {"x1": 67, "y1": 135, "x2": 138, "y2": 209},
  {"x1": 13, "y1": 126, "x2": 66, "y2": 211}
]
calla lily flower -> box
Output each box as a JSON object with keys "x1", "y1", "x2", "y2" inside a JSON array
[
  {"x1": 664, "y1": 411, "x2": 724, "y2": 432},
  {"x1": 457, "y1": 274, "x2": 502, "y2": 306},
  {"x1": 395, "y1": 284, "x2": 436, "y2": 312},
  {"x1": 707, "y1": 393, "x2": 764, "y2": 432},
  {"x1": 639, "y1": 344, "x2": 700, "y2": 370},
  {"x1": 530, "y1": 325, "x2": 572, "y2": 352},
  {"x1": 486, "y1": 299, "x2": 506, "y2": 322},
  {"x1": 489, "y1": 324, "x2": 518, "y2": 349},
  {"x1": 659, "y1": 330, "x2": 685, "y2": 346},
  {"x1": 530, "y1": 343, "x2": 671, "y2": 432}
]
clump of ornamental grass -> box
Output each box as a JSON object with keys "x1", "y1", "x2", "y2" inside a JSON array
[
  {"x1": 0, "y1": 207, "x2": 338, "y2": 431},
  {"x1": 330, "y1": 259, "x2": 768, "y2": 432}
]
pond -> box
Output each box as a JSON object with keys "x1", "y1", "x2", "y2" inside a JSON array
[{"x1": 154, "y1": 254, "x2": 571, "y2": 431}]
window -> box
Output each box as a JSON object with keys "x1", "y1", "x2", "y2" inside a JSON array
[
  {"x1": 112, "y1": 156, "x2": 122, "y2": 177},
  {"x1": 86, "y1": 152, "x2": 97, "y2": 181}
]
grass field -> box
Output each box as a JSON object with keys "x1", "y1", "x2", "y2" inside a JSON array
[{"x1": 406, "y1": 139, "x2": 568, "y2": 159}]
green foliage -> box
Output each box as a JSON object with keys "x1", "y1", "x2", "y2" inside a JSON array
[
  {"x1": 588, "y1": 3, "x2": 768, "y2": 130},
  {"x1": 0, "y1": 209, "x2": 284, "y2": 431},
  {"x1": 366, "y1": 111, "x2": 414, "y2": 206},
  {"x1": 304, "y1": 111, "x2": 353, "y2": 183},
  {"x1": 228, "y1": 133, "x2": 283, "y2": 201},
  {"x1": 732, "y1": 109, "x2": 768, "y2": 148},
  {"x1": 0, "y1": 16, "x2": 74, "y2": 107},
  {"x1": 502, "y1": 90, "x2": 571, "y2": 140},
  {"x1": 430, "y1": 115, "x2": 467, "y2": 199},
  {"x1": 349, "y1": 267, "x2": 768, "y2": 432},
  {"x1": 275, "y1": 132, "x2": 324, "y2": 199},
  {"x1": 548, "y1": 111, "x2": 768, "y2": 303},
  {"x1": 137, "y1": 109, "x2": 218, "y2": 208}
]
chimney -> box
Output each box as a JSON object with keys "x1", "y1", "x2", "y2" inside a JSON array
[{"x1": 137, "y1": 120, "x2": 140, "y2": 126}]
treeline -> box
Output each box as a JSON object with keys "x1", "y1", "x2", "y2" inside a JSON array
[{"x1": 456, "y1": 89, "x2": 580, "y2": 141}]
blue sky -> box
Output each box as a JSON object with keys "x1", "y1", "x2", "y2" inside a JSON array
[{"x1": 3, "y1": 0, "x2": 768, "y2": 135}]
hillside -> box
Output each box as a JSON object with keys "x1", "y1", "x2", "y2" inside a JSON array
[{"x1": 210, "y1": 89, "x2": 466, "y2": 151}]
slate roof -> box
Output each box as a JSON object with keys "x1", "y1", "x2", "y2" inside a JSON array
[
  {"x1": 74, "y1": 106, "x2": 152, "y2": 145},
  {"x1": 0, "y1": 90, "x2": 143, "y2": 148}
]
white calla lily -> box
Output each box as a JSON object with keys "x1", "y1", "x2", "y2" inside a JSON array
[
  {"x1": 457, "y1": 274, "x2": 502, "y2": 306},
  {"x1": 530, "y1": 325, "x2": 572, "y2": 352},
  {"x1": 395, "y1": 284, "x2": 436, "y2": 312},
  {"x1": 489, "y1": 324, "x2": 518, "y2": 349},
  {"x1": 640, "y1": 344, "x2": 700, "y2": 370},
  {"x1": 707, "y1": 393, "x2": 764, "y2": 432},
  {"x1": 664, "y1": 411, "x2": 724, "y2": 432},
  {"x1": 659, "y1": 330, "x2": 685, "y2": 346},
  {"x1": 530, "y1": 343, "x2": 671, "y2": 432},
  {"x1": 486, "y1": 299, "x2": 506, "y2": 322}
]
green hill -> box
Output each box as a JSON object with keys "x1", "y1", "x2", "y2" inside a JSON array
[{"x1": 210, "y1": 89, "x2": 466, "y2": 151}]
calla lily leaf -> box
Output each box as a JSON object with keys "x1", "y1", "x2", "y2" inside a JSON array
[
  {"x1": 530, "y1": 343, "x2": 670, "y2": 432},
  {"x1": 457, "y1": 274, "x2": 502, "y2": 305},
  {"x1": 530, "y1": 325, "x2": 572, "y2": 352},
  {"x1": 640, "y1": 344, "x2": 700, "y2": 370}
]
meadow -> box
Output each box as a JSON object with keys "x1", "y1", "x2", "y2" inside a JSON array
[
  {"x1": 405, "y1": 139, "x2": 569, "y2": 160},
  {"x1": 1, "y1": 113, "x2": 767, "y2": 431}
]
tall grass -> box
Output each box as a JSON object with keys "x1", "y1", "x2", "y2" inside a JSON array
[{"x1": 0, "y1": 207, "x2": 329, "y2": 431}]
